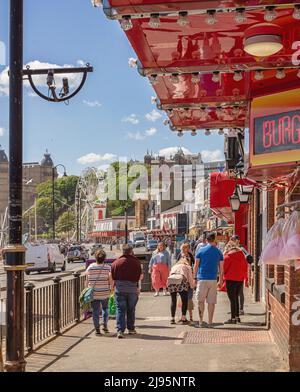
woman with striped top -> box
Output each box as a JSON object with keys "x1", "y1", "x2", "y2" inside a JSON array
[{"x1": 86, "y1": 249, "x2": 113, "y2": 335}]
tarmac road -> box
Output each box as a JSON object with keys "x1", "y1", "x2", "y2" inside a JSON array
[{"x1": 0, "y1": 243, "x2": 151, "y2": 291}]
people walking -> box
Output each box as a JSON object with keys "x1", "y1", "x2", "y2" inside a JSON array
[
  {"x1": 193, "y1": 233, "x2": 224, "y2": 327},
  {"x1": 223, "y1": 241, "x2": 248, "y2": 324},
  {"x1": 177, "y1": 243, "x2": 195, "y2": 321},
  {"x1": 167, "y1": 257, "x2": 195, "y2": 324},
  {"x1": 85, "y1": 249, "x2": 113, "y2": 335},
  {"x1": 111, "y1": 244, "x2": 142, "y2": 339},
  {"x1": 149, "y1": 242, "x2": 171, "y2": 296}
]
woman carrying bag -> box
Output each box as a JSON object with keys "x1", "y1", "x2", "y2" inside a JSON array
[
  {"x1": 85, "y1": 249, "x2": 113, "y2": 335},
  {"x1": 167, "y1": 257, "x2": 195, "y2": 325},
  {"x1": 177, "y1": 243, "x2": 195, "y2": 321},
  {"x1": 223, "y1": 241, "x2": 248, "y2": 324}
]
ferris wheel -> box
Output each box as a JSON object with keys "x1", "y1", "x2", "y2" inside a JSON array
[{"x1": 74, "y1": 167, "x2": 107, "y2": 240}]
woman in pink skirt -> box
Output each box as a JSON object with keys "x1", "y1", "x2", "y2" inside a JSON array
[{"x1": 149, "y1": 242, "x2": 171, "y2": 296}]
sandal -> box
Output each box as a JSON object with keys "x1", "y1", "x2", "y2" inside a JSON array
[
  {"x1": 224, "y1": 319, "x2": 236, "y2": 324},
  {"x1": 178, "y1": 319, "x2": 189, "y2": 324},
  {"x1": 170, "y1": 318, "x2": 175, "y2": 324}
]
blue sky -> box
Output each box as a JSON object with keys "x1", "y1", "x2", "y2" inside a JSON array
[{"x1": 0, "y1": 0, "x2": 224, "y2": 176}]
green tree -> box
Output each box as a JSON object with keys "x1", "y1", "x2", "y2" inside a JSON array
[
  {"x1": 35, "y1": 175, "x2": 79, "y2": 233},
  {"x1": 56, "y1": 210, "x2": 75, "y2": 235}
]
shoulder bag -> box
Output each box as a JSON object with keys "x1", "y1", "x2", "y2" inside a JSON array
[{"x1": 79, "y1": 266, "x2": 104, "y2": 309}]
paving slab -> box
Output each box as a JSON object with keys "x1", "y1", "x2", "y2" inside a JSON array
[{"x1": 25, "y1": 289, "x2": 288, "y2": 372}]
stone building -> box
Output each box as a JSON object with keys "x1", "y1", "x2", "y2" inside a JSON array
[
  {"x1": 0, "y1": 146, "x2": 9, "y2": 221},
  {"x1": 0, "y1": 148, "x2": 57, "y2": 219}
]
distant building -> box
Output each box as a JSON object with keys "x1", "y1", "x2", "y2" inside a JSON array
[
  {"x1": 0, "y1": 146, "x2": 9, "y2": 220},
  {"x1": 0, "y1": 148, "x2": 58, "y2": 218},
  {"x1": 91, "y1": 216, "x2": 136, "y2": 243}
]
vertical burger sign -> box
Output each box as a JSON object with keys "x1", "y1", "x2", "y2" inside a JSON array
[{"x1": 250, "y1": 88, "x2": 300, "y2": 172}]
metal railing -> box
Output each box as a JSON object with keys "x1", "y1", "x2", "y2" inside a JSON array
[{"x1": 1, "y1": 272, "x2": 86, "y2": 358}]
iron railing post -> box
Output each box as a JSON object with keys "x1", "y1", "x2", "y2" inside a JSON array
[
  {"x1": 73, "y1": 272, "x2": 81, "y2": 322},
  {"x1": 25, "y1": 282, "x2": 35, "y2": 353},
  {"x1": 52, "y1": 276, "x2": 62, "y2": 335}
]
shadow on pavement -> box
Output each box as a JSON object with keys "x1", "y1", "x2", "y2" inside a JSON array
[{"x1": 29, "y1": 328, "x2": 95, "y2": 372}]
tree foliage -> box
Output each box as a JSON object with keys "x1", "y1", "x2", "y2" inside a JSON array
[
  {"x1": 56, "y1": 210, "x2": 76, "y2": 234},
  {"x1": 35, "y1": 175, "x2": 78, "y2": 233}
]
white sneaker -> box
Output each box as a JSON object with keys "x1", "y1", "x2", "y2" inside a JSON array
[
  {"x1": 154, "y1": 292, "x2": 159, "y2": 297},
  {"x1": 163, "y1": 290, "x2": 168, "y2": 296}
]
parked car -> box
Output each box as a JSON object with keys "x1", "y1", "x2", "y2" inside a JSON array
[
  {"x1": 25, "y1": 243, "x2": 66, "y2": 275},
  {"x1": 134, "y1": 236, "x2": 146, "y2": 248},
  {"x1": 146, "y1": 239, "x2": 158, "y2": 252},
  {"x1": 67, "y1": 245, "x2": 87, "y2": 263},
  {"x1": 90, "y1": 243, "x2": 103, "y2": 256}
]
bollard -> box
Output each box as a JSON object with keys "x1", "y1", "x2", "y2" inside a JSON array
[
  {"x1": 73, "y1": 272, "x2": 81, "y2": 322},
  {"x1": 24, "y1": 282, "x2": 35, "y2": 353},
  {"x1": 52, "y1": 276, "x2": 62, "y2": 335}
]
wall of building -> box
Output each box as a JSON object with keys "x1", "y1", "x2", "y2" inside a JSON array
[
  {"x1": 249, "y1": 184, "x2": 300, "y2": 371},
  {"x1": 0, "y1": 162, "x2": 8, "y2": 219}
]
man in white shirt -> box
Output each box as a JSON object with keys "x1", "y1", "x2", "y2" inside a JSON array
[{"x1": 194, "y1": 234, "x2": 207, "y2": 255}]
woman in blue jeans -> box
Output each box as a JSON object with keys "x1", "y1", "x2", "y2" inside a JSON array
[{"x1": 86, "y1": 249, "x2": 113, "y2": 335}]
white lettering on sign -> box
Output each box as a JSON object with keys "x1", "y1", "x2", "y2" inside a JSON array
[
  {"x1": 291, "y1": 294, "x2": 300, "y2": 326},
  {"x1": 292, "y1": 41, "x2": 300, "y2": 66}
]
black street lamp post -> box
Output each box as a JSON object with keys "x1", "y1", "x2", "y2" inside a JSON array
[
  {"x1": 124, "y1": 205, "x2": 129, "y2": 244},
  {"x1": 4, "y1": 0, "x2": 93, "y2": 372},
  {"x1": 3, "y1": 0, "x2": 26, "y2": 373},
  {"x1": 52, "y1": 164, "x2": 67, "y2": 242}
]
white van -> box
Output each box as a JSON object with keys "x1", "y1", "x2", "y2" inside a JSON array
[{"x1": 25, "y1": 243, "x2": 66, "y2": 275}]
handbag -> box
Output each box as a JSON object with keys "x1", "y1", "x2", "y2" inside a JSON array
[
  {"x1": 79, "y1": 266, "x2": 103, "y2": 309},
  {"x1": 167, "y1": 273, "x2": 184, "y2": 286}
]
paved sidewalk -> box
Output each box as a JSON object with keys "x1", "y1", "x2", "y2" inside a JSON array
[{"x1": 26, "y1": 289, "x2": 287, "y2": 372}]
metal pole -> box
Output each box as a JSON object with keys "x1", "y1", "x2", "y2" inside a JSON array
[
  {"x1": 52, "y1": 167, "x2": 55, "y2": 242},
  {"x1": 5, "y1": 0, "x2": 26, "y2": 372},
  {"x1": 76, "y1": 188, "x2": 80, "y2": 243},
  {"x1": 67, "y1": 208, "x2": 70, "y2": 242},
  {"x1": 28, "y1": 212, "x2": 31, "y2": 242},
  {"x1": 34, "y1": 198, "x2": 37, "y2": 241},
  {"x1": 125, "y1": 206, "x2": 128, "y2": 244},
  {"x1": 79, "y1": 195, "x2": 82, "y2": 243}
]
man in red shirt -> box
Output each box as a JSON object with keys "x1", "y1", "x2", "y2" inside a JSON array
[{"x1": 111, "y1": 244, "x2": 142, "y2": 339}]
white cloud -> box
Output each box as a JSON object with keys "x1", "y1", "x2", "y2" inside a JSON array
[
  {"x1": 158, "y1": 147, "x2": 192, "y2": 158},
  {"x1": 77, "y1": 59, "x2": 86, "y2": 67},
  {"x1": 77, "y1": 153, "x2": 117, "y2": 165},
  {"x1": 97, "y1": 164, "x2": 110, "y2": 171},
  {"x1": 0, "y1": 60, "x2": 84, "y2": 96},
  {"x1": 145, "y1": 109, "x2": 162, "y2": 122},
  {"x1": 0, "y1": 67, "x2": 9, "y2": 95},
  {"x1": 201, "y1": 149, "x2": 223, "y2": 162},
  {"x1": 127, "y1": 131, "x2": 146, "y2": 141},
  {"x1": 83, "y1": 100, "x2": 102, "y2": 108},
  {"x1": 145, "y1": 127, "x2": 157, "y2": 136},
  {"x1": 122, "y1": 114, "x2": 139, "y2": 125},
  {"x1": 0, "y1": 127, "x2": 5, "y2": 137},
  {"x1": 128, "y1": 127, "x2": 157, "y2": 141},
  {"x1": 27, "y1": 91, "x2": 37, "y2": 98}
]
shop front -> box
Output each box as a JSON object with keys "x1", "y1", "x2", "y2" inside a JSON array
[{"x1": 247, "y1": 87, "x2": 300, "y2": 370}]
